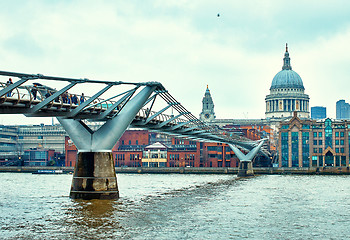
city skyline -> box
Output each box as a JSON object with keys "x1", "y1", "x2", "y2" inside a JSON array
[{"x1": 0, "y1": 1, "x2": 350, "y2": 125}]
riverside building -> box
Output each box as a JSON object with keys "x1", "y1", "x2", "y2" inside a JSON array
[
  {"x1": 65, "y1": 129, "x2": 240, "y2": 168},
  {"x1": 278, "y1": 112, "x2": 350, "y2": 167},
  {"x1": 0, "y1": 125, "x2": 20, "y2": 165}
]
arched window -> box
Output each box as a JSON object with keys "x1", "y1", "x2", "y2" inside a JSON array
[{"x1": 325, "y1": 119, "x2": 332, "y2": 148}]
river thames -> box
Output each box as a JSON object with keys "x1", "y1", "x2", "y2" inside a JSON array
[{"x1": 1, "y1": 173, "x2": 350, "y2": 239}]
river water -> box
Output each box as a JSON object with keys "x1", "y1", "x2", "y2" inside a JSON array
[{"x1": 1, "y1": 173, "x2": 350, "y2": 239}]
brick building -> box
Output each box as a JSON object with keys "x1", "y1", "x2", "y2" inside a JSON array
[{"x1": 65, "y1": 129, "x2": 245, "y2": 167}]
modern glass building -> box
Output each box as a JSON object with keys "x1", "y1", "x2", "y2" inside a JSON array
[
  {"x1": 311, "y1": 106, "x2": 326, "y2": 119},
  {"x1": 278, "y1": 112, "x2": 350, "y2": 167},
  {"x1": 336, "y1": 100, "x2": 350, "y2": 119}
]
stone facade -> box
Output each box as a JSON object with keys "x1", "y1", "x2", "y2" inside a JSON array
[{"x1": 199, "y1": 85, "x2": 216, "y2": 122}]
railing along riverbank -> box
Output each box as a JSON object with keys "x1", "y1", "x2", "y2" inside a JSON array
[{"x1": 1, "y1": 166, "x2": 350, "y2": 175}]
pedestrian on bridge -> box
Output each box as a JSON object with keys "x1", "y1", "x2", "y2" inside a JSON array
[
  {"x1": 80, "y1": 93, "x2": 85, "y2": 104},
  {"x1": 62, "y1": 91, "x2": 68, "y2": 103},
  {"x1": 6, "y1": 78, "x2": 13, "y2": 97},
  {"x1": 31, "y1": 84, "x2": 38, "y2": 100},
  {"x1": 45, "y1": 91, "x2": 51, "y2": 99},
  {"x1": 71, "y1": 94, "x2": 78, "y2": 105}
]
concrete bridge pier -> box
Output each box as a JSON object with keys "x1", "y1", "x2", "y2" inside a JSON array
[
  {"x1": 70, "y1": 152, "x2": 119, "y2": 199},
  {"x1": 237, "y1": 161, "x2": 254, "y2": 177}
]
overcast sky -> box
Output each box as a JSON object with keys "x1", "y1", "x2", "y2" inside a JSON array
[{"x1": 0, "y1": 0, "x2": 350, "y2": 125}]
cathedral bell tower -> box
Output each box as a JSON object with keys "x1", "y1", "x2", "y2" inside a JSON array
[{"x1": 199, "y1": 85, "x2": 216, "y2": 122}]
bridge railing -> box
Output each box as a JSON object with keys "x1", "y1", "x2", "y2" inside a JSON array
[
  {"x1": 0, "y1": 80, "x2": 191, "y2": 125},
  {"x1": 0, "y1": 71, "x2": 270, "y2": 157}
]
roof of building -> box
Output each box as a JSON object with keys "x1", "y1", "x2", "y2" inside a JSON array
[
  {"x1": 145, "y1": 142, "x2": 168, "y2": 149},
  {"x1": 270, "y1": 44, "x2": 305, "y2": 90}
]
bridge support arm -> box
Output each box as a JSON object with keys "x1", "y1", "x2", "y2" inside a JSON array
[
  {"x1": 58, "y1": 85, "x2": 156, "y2": 199},
  {"x1": 92, "y1": 85, "x2": 156, "y2": 151},
  {"x1": 228, "y1": 140, "x2": 265, "y2": 177}
]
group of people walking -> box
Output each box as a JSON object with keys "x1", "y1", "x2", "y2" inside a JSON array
[
  {"x1": 5, "y1": 77, "x2": 86, "y2": 105},
  {"x1": 30, "y1": 83, "x2": 85, "y2": 105},
  {"x1": 61, "y1": 92, "x2": 85, "y2": 104}
]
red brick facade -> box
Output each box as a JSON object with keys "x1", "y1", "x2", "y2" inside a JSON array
[{"x1": 65, "y1": 129, "x2": 265, "y2": 167}]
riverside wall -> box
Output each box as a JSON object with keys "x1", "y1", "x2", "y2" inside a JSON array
[{"x1": 1, "y1": 166, "x2": 350, "y2": 175}]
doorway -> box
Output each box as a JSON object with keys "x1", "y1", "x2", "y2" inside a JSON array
[{"x1": 325, "y1": 151, "x2": 334, "y2": 166}]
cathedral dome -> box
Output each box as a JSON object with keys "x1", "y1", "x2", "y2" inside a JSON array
[
  {"x1": 265, "y1": 44, "x2": 310, "y2": 120},
  {"x1": 269, "y1": 43, "x2": 304, "y2": 90},
  {"x1": 270, "y1": 69, "x2": 304, "y2": 90}
]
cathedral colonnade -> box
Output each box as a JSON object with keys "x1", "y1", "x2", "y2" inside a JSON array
[{"x1": 266, "y1": 99, "x2": 309, "y2": 113}]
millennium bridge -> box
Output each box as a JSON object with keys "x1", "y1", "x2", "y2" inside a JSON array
[{"x1": 0, "y1": 70, "x2": 269, "y2": 199}]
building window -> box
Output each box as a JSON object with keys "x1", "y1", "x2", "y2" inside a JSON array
[
  {"x1": 282, "y1": 125, "x2": 289, "y2": 129},
  {"x1": 341, "y1": 156, "x2": 346, "y2": 166},
  {"x1": 313, "y1": 140, "x2": 317, "y2": 145},
  {"x1": 325, "y1": 119, "x2": 332, "y2": 148},
  {"x1": 336, "y1": 148, "x2": 339, "y2": 153},
  {"x1": 340, "y1": 132, "x2": 345, "y2": 137},
  {"x1": 313, "y1": 148, "x2": 317, "y2": 153},
  {"x1": 319, "y1": 132, "x2": 322, "y2": 137},
  {"x1": 313, "y1": 132, "x2": 317, "y2": 138},
  {"x1": 335, "y1": 156, "x2": 340, "y2": 166},
  {"x1": 312, "y1": 156, "x2": 317, "y2": 167},
  {"x1": 319, "y1": 156, "x2": 324, "y2": 166},
  {"x1": 302, "y1": 132, "x2": 309, "y2": 167},
  {"x1": 291, "y1": 132, "x2": 299, "y2": 167},
  {"x1": 136, "y1": 140, "x2": 138, "y2": 145},
  {"x1": 319, "y1": 148, "x2": 323, "y2": 153},
  {"x1": 341, "y1": 140, "x2": 344, "y2": 145},
  {"x1": 318, "y1": 140, "x2": 322, "y2": 145},
  {"x1": 335, "y1": 132, "x2": 339, "y2": 137},
  {"x1": 129, "y1": 140, "x2": 131, "y2": 145},
  {"x1": 341, "y1": 148, "x2": 344, "y2": 153},
  {"x1": 281, "y1": 132, "x2": 289, "y2": 167},
  {"x1": 207, "y1": 146, "x2": 217, "y2": 151}
]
